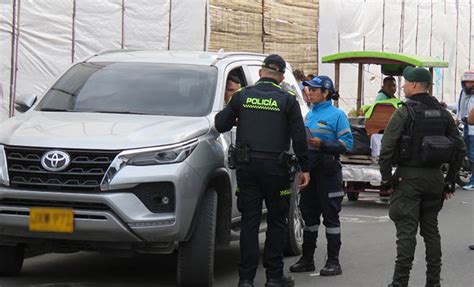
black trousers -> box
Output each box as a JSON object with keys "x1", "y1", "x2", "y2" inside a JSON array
[
  {"x1": 299, "y1": 167, "x2": 344, "y2": 260},
  {"x1": 236, "y1": 159, "x2": 290, "y2": 280}
]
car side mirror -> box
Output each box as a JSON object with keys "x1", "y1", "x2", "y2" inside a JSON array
[{"x1": 15, "y1": 94, "x2": 37, "y2": 113}]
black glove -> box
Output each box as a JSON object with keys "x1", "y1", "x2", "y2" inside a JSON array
[
  {"x1": 381, "y1": 179, "x2": 393, "y2": 191},
  {"x1": 443, "y1": 181, "x2": 455, "y2": 194}
]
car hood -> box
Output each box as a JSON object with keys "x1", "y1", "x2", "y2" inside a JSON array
[{"x1": 0, "y1": 111, "x2": 211, "y2": 150}]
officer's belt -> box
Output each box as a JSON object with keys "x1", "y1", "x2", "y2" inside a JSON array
[{"x1": 249, "y1": 151, "x2": 281, "y2": 160}]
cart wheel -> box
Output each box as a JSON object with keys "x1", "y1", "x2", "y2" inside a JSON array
[{"x1": 347, "y1": 192, "x2": 359, "y2": 201}]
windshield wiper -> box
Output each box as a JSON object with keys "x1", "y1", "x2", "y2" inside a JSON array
[
  {"x1": 39, "y1": 107, "x2": 74, "y2": 112},
  {"x1": 91, "y1": 110, "x2": 146, "y2": 115},
  {"x1": 50, "y1": 88, "x2": 76, "y2": 97}
]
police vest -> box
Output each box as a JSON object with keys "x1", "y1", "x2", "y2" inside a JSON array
[
  {"x1": 235, "y1": 85, "x2": 291, "y2": 153},
  {"x1": 397, "y1": 101, "x2": 454, "y2": 167}
]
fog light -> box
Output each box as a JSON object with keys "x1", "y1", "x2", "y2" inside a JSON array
[{"x1": 162, "y1": 196, "x2": 170, "y2": 205}]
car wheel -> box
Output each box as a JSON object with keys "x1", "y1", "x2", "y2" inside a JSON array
[
  {"x1": 284, "y1": 186, "x2": 303, "y2": 257},
  {"x1": 0, "y1": 245, "x2": 24, "y2": 276},
  {"x1": 347, "y1": 192, "x2": 359, "y2": 201},
  {"x1": 177, "y1": 189, "x2": 217, "y2": 287}
]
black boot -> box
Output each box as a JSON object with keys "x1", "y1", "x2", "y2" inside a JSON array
[
  {"x1": 388, "y1": 282, "x2": 405, "y2": 287},
  {"x1": 425, "y1": 282, "x2": 441, "y2": 287},
  {"x1": 265, "y1": 275, "x2": 295, "y2": 287},
  {"x1": 238, "y1": 279, "x2": 254, "y2": 287},
  {"x1": 289, "y1": 257, "x2": 315, "y2": 273},
  {"x1": 319, "y1": 258, "x2": 342, "y2": 276}
]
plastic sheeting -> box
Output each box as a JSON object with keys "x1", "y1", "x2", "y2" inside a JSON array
[
  {"x1": 16, "y1": 0, "x2": 73, "y2": 102},
  {"x1": 0, "y1": 0, "x2": 209, "y2": 120},
  {"x1": 123, "y1": 0, "x2": 170, "y2": 50},
  {"x1": 319, "y1": 0, "x2": 474, "y2": 113},
  {"x1": 342, "y1": 164, "x2": 382, "y2": 185}
]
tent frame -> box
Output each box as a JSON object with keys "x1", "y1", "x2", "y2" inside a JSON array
[{"x1": 321, "y1": 51, "x2": 449, "y2": 110}]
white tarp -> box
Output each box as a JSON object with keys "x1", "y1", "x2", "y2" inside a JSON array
[
  {"x1": 319, "y1": 0, "x2": 473, "y2": 112},
  {"x1": 0, "y1": 0, "x2": 209, "y2": 120},
  {"x1": 124, "y1": 0, "x2": 170, "y2": 50},
  {"x1": 74, "y1": 0, "x2": 122, "y2": 60},
  {"x1": 16, "y1": 0, "x2": 73, "y2": 101}
]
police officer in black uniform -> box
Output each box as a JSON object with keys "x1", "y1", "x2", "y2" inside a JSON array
[{"x1": 215, "y1": 54, "x2": 310, "y2": 287}]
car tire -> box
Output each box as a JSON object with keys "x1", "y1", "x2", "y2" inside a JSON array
[
  {"x1": 0, "y1": 245, "x2": 24, "y2": 276},
  {"x1": 177, "y1": 189, "x2": 217, "y2": 287},
  {"x1": 347, "y1": 192, "x2": 359, "y2": 201},
  {"x1": 284, "y1": 184, "x2": 303, "y2": 257}
]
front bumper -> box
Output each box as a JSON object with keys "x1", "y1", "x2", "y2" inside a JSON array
[{"x1": 0, "y1": 161, "x2": 205, "y2": 247}]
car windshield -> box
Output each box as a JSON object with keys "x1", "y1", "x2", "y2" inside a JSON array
[{"x1": 36, "y1": 62, "x2": 217, "y2": 116}]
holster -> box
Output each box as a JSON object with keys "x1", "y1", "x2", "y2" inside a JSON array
[
  {"x1": 228, "y1": 144, "x2": 237, "y2": 169},
  {"x1": 280, "y1": 153, "x2": 298, "y2": 181},
  {"x1": 235, "y1": 144, "x2": 250, "y2": 164}
]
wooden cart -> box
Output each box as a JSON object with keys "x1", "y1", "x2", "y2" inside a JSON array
[{"x1": 321, "y1": 51, "x2": 449, "y2": 201}]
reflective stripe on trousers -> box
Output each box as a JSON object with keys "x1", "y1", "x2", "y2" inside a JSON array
[{"x1": 303, "y1": 224, "x2": 319, "y2": 232}]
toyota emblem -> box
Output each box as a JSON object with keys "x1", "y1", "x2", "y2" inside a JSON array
[{"x1": 41, "y1": 150, "x2": 71, "y2": 172}]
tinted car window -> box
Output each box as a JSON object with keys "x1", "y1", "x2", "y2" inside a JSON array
[{"x1": 36, "y1": 62, "x2": 217, "y2": 116}]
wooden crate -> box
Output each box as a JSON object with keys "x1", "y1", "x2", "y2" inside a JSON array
[{"x1": 365, "y1": 104, "x2": 396, "y2": 135}]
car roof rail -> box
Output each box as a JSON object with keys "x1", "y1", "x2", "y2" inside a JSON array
[
  {"x1": 211, "y1": 50, "x2": 267, "y2": 65},
  {"x1": 82, "y1": 48, "x2": 139, "y2": 62}
]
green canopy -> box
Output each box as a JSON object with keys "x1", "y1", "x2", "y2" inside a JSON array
[
  {"x1": 322, "y1": 51, "x2": 448, "y2": 68},
  {"x1": 322, "y1": 51, "x2": 448, "y2": 110}
]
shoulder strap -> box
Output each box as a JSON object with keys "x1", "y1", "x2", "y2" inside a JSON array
[{"x1": 401, "y1": 101, "x2": 420, "y2": 135}]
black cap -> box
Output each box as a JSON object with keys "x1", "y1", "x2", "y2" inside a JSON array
[{"x1": 262, "y1": 54, "x2": 286, "y2": 73}]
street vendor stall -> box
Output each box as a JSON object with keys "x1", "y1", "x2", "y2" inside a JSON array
[{"x1": 321, "y1": 51, "x2": 450, "y2": 201}]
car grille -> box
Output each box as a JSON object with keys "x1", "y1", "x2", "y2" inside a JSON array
[{"x1": 4, "y1": 146, "x2": 120, "y2": 192}]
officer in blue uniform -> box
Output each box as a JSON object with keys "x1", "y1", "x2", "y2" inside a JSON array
[
  {"x1": 215, "y1": 54, "x2": 310, "y2": 287},
  {"x1": 290, "y1": 75, "x2": 353, "y2": 276}
]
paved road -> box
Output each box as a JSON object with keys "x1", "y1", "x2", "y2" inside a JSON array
[{"x1": 1, "y1": 190, "x2": 473, "y2": 287}]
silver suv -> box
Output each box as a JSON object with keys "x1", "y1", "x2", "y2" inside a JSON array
[{"x1": 0, "y1": 50, "x2": 308, "y2": 286}]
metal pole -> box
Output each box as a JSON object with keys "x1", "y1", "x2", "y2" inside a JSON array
[
  {"x1": 9, "y1": 0, "x2": 21, "y2": 118},
  {"x1": 8, "y1": 0, "x2": 17, "y2": 118},
  {"x1": 357, "y1": 63, "x2": 363, "y2": 112},
  {"x1": 72, "y1": 0, "x2": 76, "y2": 63},
  {"x1": 121, "y1": 0, "x2": 125, "y2": 49},
  {"x1": 168, "y1": 0, "x2": 173, "y2": 50},
  {"x1": 203, "y1": 0, "x2": 208, "y2": 51},
  {"x1": 429, "y1": 67, "x2": 434, "y2": 96},
  {"x1": 334, "y1": 63, "x2": 340, "y2": 107},
  {"x1": 454, "y1": 0, "x2": 459, "y2": 97},
  {"x1": 382, "y1": 0, "x2": 385, "y2": 51}
]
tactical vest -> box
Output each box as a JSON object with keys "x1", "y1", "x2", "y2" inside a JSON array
[
  {"x1": 236, "y1": 85, "x2": 291, "y2": 153},
  {"x1": 397, "y1": 101, "x2": 454, "y2": 167}
]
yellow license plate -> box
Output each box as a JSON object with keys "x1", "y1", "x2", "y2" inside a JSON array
[{"x1": 29, "y1": 207, "x2": 74, "y2": 233}]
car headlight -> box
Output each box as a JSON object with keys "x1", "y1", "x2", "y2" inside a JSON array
[
  {"x1": 100, "y1": 139, "x2": 199, "y2": 191},
  {"x1": 0, "y1": 145, "x2": 9, "y2": 186},
  {"x1": 125, "y1": 139, "x2": 199, "y2": 166}
]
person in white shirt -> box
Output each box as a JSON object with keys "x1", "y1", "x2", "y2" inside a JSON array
[{"x1": 458, "y1": 71, "x2": 474, "y2": 190}]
